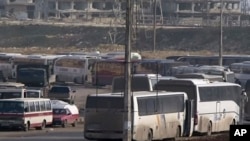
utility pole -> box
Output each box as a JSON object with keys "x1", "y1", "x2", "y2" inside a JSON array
[
  {"x1": 123, "y1": 0, "x2": 132, "y2": 140},
  {"x1": 219, "y1": 0, "x2": 223, "y2": 66},
  {"x1": 153, "y1": 0, "x2": 157, "y2": 53}
]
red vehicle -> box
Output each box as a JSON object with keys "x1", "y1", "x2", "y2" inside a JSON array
[
  {"x1": 91, "y1": 59, "x2": 140, "y2": 86},
  {"x1": 51, "y1": 100, "x2": 79, "y2": 128}
]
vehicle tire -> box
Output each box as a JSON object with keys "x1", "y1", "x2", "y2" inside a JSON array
[
  {"x1": 231, "y1": 119, "x2": 235, "y2": 125},
  {"x1": 72, "y1": 120, "x2": 77, "y2": 127},
  {"x1": 81, "y1": 76, "x2": 85, "y2": 84},
  {"x1": 147, "y1": 130, "x2": 153, "y2": 141},
  {"x1": 38, "y1": 120, "x2": 46, "y2": 130},
  {"x1": 62, "y1": 120, "x2": 67, "y2": 128},
  {"x1": 176, "y1": 126, "x2": 180, "y2": 138},
  {"x1": 206, "y1": 122, "x2": 212, "y2": 136},
  {"x1": 24, "y1": 122, "x2": 30, "y2": 132},
  {"x1": 74, "y1": 78, "x2": 78, "y2": 84}
]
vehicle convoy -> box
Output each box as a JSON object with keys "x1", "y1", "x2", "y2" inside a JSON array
[
  {"x1": 51, "y1": 100, "x2": 79, "y2": 128},
  {"x1": 48, "y1": 85, "x2": 76, "y2": 104}
]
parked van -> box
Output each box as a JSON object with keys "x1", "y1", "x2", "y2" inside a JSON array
[{"x1": 51, "y1": 100, "x2": 79, "y2": 128}]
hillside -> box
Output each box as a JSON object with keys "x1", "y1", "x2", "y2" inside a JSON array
[{"x1": 0, "y1": 23, "x2": 250, "y2": 57}]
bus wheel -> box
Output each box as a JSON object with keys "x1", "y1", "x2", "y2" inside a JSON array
[
  {"x1": 72, "y1": 120, "x2": 77, "y2": 127},
  {"x1": 24, "y1": 122, "x2": 30, "y2": 131},
  {"x1": 231, "y1": 119, "x2": 235, "y2": 125},
  {"x1": 206, "y1": 122, "x2": 212, "y2": 136},
  {"x1": 38, "y1": 120, "x2": 46, "y2": 130},
  {"x1": 147, "y1": 130, "x2": 153, "y2": 141},
  {"x1": 62, "y1": 120, "x2": 67, "y2": 128},
  {"x1": 176, "y1": 126, "x2": 180, "y2": 138}
]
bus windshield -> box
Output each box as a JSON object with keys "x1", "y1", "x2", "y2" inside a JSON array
[
  {"x1": 26, "y1": 91, "x2": 40, "y2": 98},
  {"x1": 0, "y1": 101, "x2": 24, "y2": 113},
  {"x1": 17, "y1": 69, "x2": 46, "y2": 86},
  {"x1": 155, "y1": 83, "x2": 196, "y2": 100},
  {"x1": 112, "y1": 77, "x2": 151, "y2": 92},
  {"x1": 86, "y1": 96, "x2": 124, "y2": 109},
  {"x1": 55, "y1": 58, "x2": 85, "y2": 68}
]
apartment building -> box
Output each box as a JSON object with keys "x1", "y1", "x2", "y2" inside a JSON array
[{"x1": 0, "y1": 0, "x2": 246, "y2": 26}]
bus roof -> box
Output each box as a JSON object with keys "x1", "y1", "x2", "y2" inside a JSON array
[
  {"x1": 156, "y1": 78, "x2": 240, "y2": 87},
  {"x1": 88, "y1": 91, "x2": 187, "y2": 98},
  {"x1": 0, "y1": 98, "x2": 51, "y2": 102},
  {"x1": 56, "y1": 55, "x2": 97, "y2": 60},
  {"x1": 0, "y1": 82, "x2": 25, "y2": 88}
]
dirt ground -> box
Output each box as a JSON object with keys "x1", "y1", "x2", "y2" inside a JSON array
[{"x1": 0, "y1": 22, "x2": 250, "y2": 57}]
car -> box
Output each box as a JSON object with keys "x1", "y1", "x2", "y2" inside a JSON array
[
  {"x1": 51, "y1": 100, "x2": 79, "y2": 128},
  {"x1": 48, "y1": 85, "x2": 76, "y2": 104}
]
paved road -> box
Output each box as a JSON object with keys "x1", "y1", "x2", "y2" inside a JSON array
[{"x1": 0, "y1": 124, "x2": 85, "y2": 141}]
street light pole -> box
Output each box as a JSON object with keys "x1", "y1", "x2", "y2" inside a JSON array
[
  {"x1": 153, "y1": 0, "x2": 157, "y2": 53},
  {"x1": 123, "y1": 0, "x2": 132, "y2": 140},
  {"x1": 219, "y1": 0, "x2": 223, "y2": 66}
]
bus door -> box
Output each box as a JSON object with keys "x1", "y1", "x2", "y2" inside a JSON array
[
  {"x1": 183, "y1": 100, "x2": 194, "y2": 137},
  {"x1": 215, "y1": 101, "x2": 221, "y2": 131}
]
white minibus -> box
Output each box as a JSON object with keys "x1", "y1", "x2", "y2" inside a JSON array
[
  {"x1": 0, "y1": 98, "x2": 52, "y2": 131},
  {"x1": 155, "y1": 79, "x2": 242, "y2": 135},
  {"x1": 0, "y1": 88, "x2": 26, "y2": 99},
  {"x1": 84, "y1": 91, "x2": 193, "y2": 140}
]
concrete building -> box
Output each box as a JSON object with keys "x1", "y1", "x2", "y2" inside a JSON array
[
  {"x1": 0, "y1": 0, "x2": 35, "y2": 20},
  {"x1": 0, "y1": 0, "x2": 248, "y2": 26},
  {"x1": 162, "y1": 0, "x2": 242, "y2": 26}
]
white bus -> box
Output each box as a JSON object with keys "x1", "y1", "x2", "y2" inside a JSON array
[
  {"x1": 84, "y1": 91, "x2": 193, "y2": 140},
  {"x1": 0, "y1": 98, "x2": 52, "y2": 131},
  {"x1": 155, "y1": 79, "x2": 242, "y2": 135},
  {"x1": 54, "y1": 55, "x2": 98, "y2": 84},
  {"x1": 171, "y1": 65, "x2": 235, "y2": 83},
  {"x1": 11, "y1": 54, "x2": 60, "y2": 79}
]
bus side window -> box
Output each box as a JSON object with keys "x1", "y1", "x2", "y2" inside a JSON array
[{"x1": 29, "y1": 102, "x2": 36, "y2": 112}]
